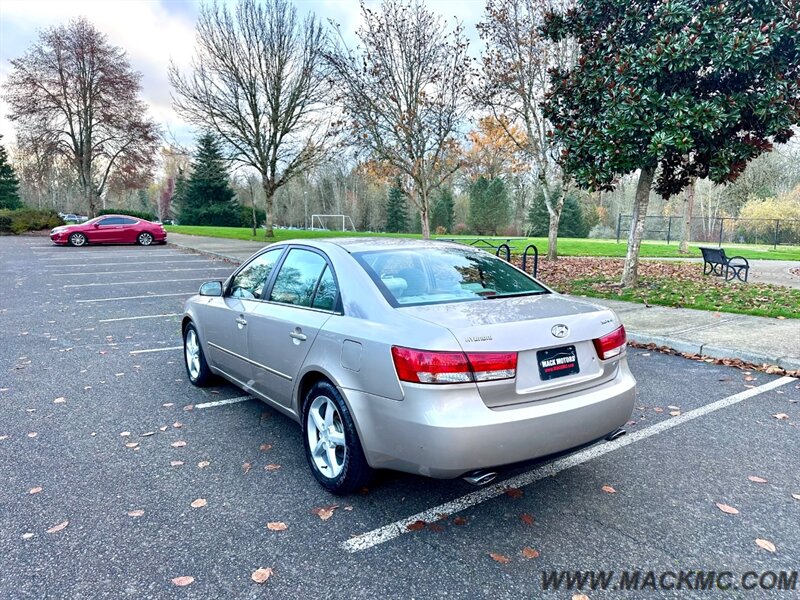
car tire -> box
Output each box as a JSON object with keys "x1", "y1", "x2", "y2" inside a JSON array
[
  {"x1": 183, "y1": 322, "x2": 213, "y2": 387},
  {"x1": 137, "y1": 232, "x2": 153, "y2": 246},
  {"x1": 68, "y1": 232, "x2": 87, "y2": 247},
  {"x1": 302, "y1": 380, "x2": 373, "y2": 495}
]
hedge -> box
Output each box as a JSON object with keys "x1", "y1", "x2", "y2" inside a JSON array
[
  {"x1": 0, "y1": 209, "x2": 64, "y2": 234},
  {"x1": 97, "y1": 208, "x2": 156, "y2": 221}
]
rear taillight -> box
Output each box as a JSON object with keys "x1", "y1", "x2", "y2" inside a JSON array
[
  {"x1": 593, "y1": 325, "x2": 626, "y2": 360},
  {"x1": 391, "y1": 346, "x2": 517, "y2": 384}
]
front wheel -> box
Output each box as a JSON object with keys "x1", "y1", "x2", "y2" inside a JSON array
[
  {"x1": 302, "y1": 380, "x2": 373, "y2": 495},
  {"x1": 68, "y1": 232, "x2": 87, "y2": 247},
  {"x1": 137, "y1": 232, "x2": 153, "y2": 246},
  {"x1": 183, "y1": 323, "x2": 213, "y2": 387}
]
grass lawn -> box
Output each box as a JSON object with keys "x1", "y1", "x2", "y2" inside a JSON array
[
  {"x1": 531, "y1": 257, "x2": 800, "y2": 319},
  {"x1": 164, "y1": 225, "x2": 800, "y2": 261}
]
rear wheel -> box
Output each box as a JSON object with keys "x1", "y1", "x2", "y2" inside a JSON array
[
  {"x1": 137, "y1": 232, "x2": 153, "y2": 246},
  {"x1": 183, "y1": 323, "x2": 213, "y2": 387},
  {"x1": 68, "y1": 232, "x2": 87, "y2": 247},
  {"x1": 302, "y1": 380, "x2": 373, "y2": 494}
]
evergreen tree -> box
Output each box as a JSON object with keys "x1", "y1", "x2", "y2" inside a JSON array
[
  {"x1": 528, "y1": 187, "x2": 589, "y2": 238},
  {"x1": 430, "y1": 188, "x2": 455, "y2": 233},
  {"x1": 468, "y1": 177, "x2": 509, "y2": 235},
  {"x1": 385, "y1": 179, "x2": 408, "y2": 233},
  {"x1": 0, "y1": 135, "x2": 22, "y2": 210},
  {"x1": 178, "y1": 133, "x2": 238, "y2": 226}
]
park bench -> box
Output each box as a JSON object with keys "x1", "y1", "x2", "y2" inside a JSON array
[{"x1": 699, "y1": 246, "x2": 750, "y2": 282}]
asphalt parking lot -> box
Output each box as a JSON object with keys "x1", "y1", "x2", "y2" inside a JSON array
[{"x1": 1, "y1": 235, "x2": 798, "y2": 599}]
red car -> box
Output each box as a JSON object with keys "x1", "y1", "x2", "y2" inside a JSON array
[{"x1": 50, "y1": 215, "x2": 167, "y2": 247}]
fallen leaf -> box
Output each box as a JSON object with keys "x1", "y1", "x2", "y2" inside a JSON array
[
  {"x1": 197, "y1": 461, "x2": 210, "y2": 469},
  {"x1": 489, "y1": 552, "x2": 511, "y2": 564},
  {"x1": 452, "y1": 516, "x2": 467, "y2": 526},
  {"x1": 748, "y1": 476, "x2": 768, "y2": 484},
  {"x1": 773, "y1": 413, "x2": 789, "y2": 420},
  {"x1": 159, "y1": 426, "x2": 168, "y2": 432},
  {"x1": 521, "y1": 547, "x2": 540, "y2": 559},
  {"x1": 653, "y1": 407, "x2": 663, "y2": 413},
  {"x1": 716, "y1": 502, "x2": 739, "y2": 515},
  {"x1": 125, "y1": 442, "x2": 139, "y2": 449},
  {"x1": 266, "y1": 522, "x2": 287, "y2": 531},
  {"x1": 190, "y1": 498, "x2": 207, "y2": 508},
  {"x1": 669, "y1": 410, "x2": 681, "y2": 417},
  {"x1": 744, "y1": 375, "x2": 755, "y2": 382},
  {"x1": 22, "y1": 533, "x2": 34, "y2": 540},
  {"x1": 120, "y1": 431, "x2": 131, "y2": 437},
  {"x1": 312, "y1": 505, "x2": 339, "y2": 521},
  {"x1": 406, "y1": 520, "x2": 426, "y2": 531},
  {"x1": 53, "y1": 397, "x2": 66, "y2": 404},
  {"x1": 259, "y1": 443, "x2": 272, "y2": 452},
  {"x1": 504, "y1": 487, "x2": 523, "y2": 499},
  {"x1": 172, "y1": 422, "x2": 183, "y2": 428},
  {"x1": 141, "y1": 432, "x2": 155, "y2": 437},
  {"x1": 170, "y1": 460, "x2": 184, "y2": 467},
  {"x1": 29, "y1": 486, "x2": 42, "y2": 494},
  {"x1": 171, "y1": 576, "x2": 194, "y2": 587},
  {"x1": 242, "y1": 462, "x2": 252, "y2": 474},
  {"x1": 520, "y1": 513, "x2": 535, "y2": 526},
  {"x1": 428, "y1": 522, "x2": 444, "y2": 532},
  {"x1": 127, "y1": 509, "x2": 145, "y2": 517},
  {"x1": 251, "y1": 568, "x2": 273, "y2": 584},
  {"x1": 755, "y1": 538, "x2": 776, "y2": 553},
  {"x1": 183, "y1": 405, "x2": 194, "y2": 411},
  {"x1": 601, "y1": 485, "x2": 616, "y2": 494},
  {"x1": 791, "y1": 493, "x2": 800, "y2": 501},
  {"x1": 264, "y1": 463, "x2": 280, "y2": 471},
  {"x1": 27, "y1": 432, "x2": 38, "y2": 438},
  {"x1": 162, "y1": 403, "x2": 174, "y2": 408},
  {"x1": 667, "y1": 405, "x2": 680, "y2": 410},
  {"x1": 344, "y1": 506, "x2": 354, "y2": 512},
  {"x1": 171, "y1": 441, "x2": 187, "y2": 448},
  {"x1": 572, "y1": 595, "x2": 590, "y2": 600},
  {"x1": 46, "y1": 520, "x2": 68, "y2": 534}
]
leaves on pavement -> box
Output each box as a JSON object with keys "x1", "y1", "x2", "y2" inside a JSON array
[
  {"x1": 521, "y1": 547, "x2": 540, "y2": 559},
  {"x1": 171, "y1": 576, "x2": 194, "y2": 587},
  {"x1": 197, "y1": 461, "x2": 210, "y2": 469},
  {"x1": 259, "y1": 443, "x2": 272, "y2": 452},
  {"x1": 755, "y1": 538, "x2": 776, "y2": 553},
  {"x1": 170, "y1": 460, "x2": 184, "y2": 467},
  {"x1": 171, "y1": 441, "x2": 187, "y2": 448},
  {"x1": 772, "y1": 413, "x2": 789, "y2": 420},
  {"x1": 312, "y1": 505, "x2": 339, "y2": 521},
  {"x1": 251, "y1": 568, "x2": 273, "y2": 584},
  {"x1": 264, "y1": 464, "x2": 280, "y2": 471},
  {"x1": 520, "y1": 513, "x2": 535, "y2": 526},
  {"x1": 747, "y1": 476, "x2": 768, "y2": 484},
  {"x1": 406, "y1": 520, "x2": 426, "y2": 531},
  {"x1": 452, "y1": 516, "x2": 467, "y2": 526},
  {"x1": 28, "y1": 486, "x2": 42, "y2": 494},
  {"x1": 715, "y1": 503, "x2": 739, "y2": 515},
  {"x1": 46, "y1": 520, "x2": 68, "y2": 534},
  {"x1": 266, "y1": 522, "x2": 287, "y2": 531},
  {"x1": 601, "y1": 485, "x2": 616, "y2": 494},
  {"x1": 128, "y1": 509, "x2": 145, "y2": 517},
  {"x1": 242, "y1": 462, "x2": 252, "y2": 474},
  {"x1": 190, "y1": 498, "x2": 207, "y2": 509},
  {"x1": 489, "y1": 552, "x2": 511, "y2": 564},
  {"x1": 504, "y1": 487, "x2": 523, "y2": 499}
]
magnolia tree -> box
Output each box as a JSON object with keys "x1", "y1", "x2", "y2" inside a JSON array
[
  {"x1": 325, "y1": 0, "x2": 472, "y2": 239},
  {"x1": 5, "y1": 18, "x2": 159, "y2": 216},
  {"x1": 544, "y1": 0, "x2": 800, "y2": 286}
]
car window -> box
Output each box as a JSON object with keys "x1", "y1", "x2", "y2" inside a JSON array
[
  {"x1": 355, "y1": 247, "x2": 548, "y2": 306},
  {"x1": 269, "y1": 249, "x2": 331, "y2": 308},
  {"x1": 97, "y1": 217, "x2": 119, "y2": 226},
  {"x1": 229, "y1": 248, "x2": 283, "y2": 299},
  {"x1": 311, "y1": 266, "x2": 338, "y2": 311},
  {"x1": 118, "y1": 217, "x2": 138, "y2": 225}
]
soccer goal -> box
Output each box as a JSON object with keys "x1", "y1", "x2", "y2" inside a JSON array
[{"x1": 310, "y1": 214, "x2": 356, "y2": 232}]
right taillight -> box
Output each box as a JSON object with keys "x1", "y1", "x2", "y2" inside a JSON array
[
  {"x1": 391, "y1": 346, "x2": 517, "y2": 384},
  {"x1": 593, "y1": 325, "x2": 626, "y2": 360}
]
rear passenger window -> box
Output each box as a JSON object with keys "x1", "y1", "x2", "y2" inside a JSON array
[
  {"x1": 270, "y1": 249, "x2": 336, "y2": 309},
  {"x1": 312, "y1": 266, "x2": 337, "y2": 311},
  {"x1": 119, "y1": 217, "x2": 137, "y2": 225}
]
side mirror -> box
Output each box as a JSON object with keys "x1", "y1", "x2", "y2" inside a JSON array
[
  {"x1": 199, "y1": 281, "x2": 223, "y2": 297},
  {"x1": 93, "y1": 223, "x2": 100, "y2": 228}
]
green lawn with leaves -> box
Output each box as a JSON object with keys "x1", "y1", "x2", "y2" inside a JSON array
[
  {"x1": 531, "y1": 258, "x2": 800, "y2": 319},
  {"x1": 165, "y1": 225, "x2": 800, "y2": 261}
]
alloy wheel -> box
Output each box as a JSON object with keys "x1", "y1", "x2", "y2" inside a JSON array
[
  {"x1": 306, "y1": 395, "x2": 347, "y2": 479},
  {"x1": 185, "y1": 328, "x2": 201, "y2": 381}
]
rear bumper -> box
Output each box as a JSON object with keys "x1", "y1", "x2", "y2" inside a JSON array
[{"x1": 344, "y1": 359, "x2": 636, "y2": 478}]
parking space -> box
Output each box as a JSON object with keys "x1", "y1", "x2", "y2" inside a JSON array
[{"x1": 1, "y1": 236, "x2": 798, "y2": 599}]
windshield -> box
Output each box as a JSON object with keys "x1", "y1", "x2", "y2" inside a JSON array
[{"x1": 354, "y1": 246, "x2": 548, "y2": 307}]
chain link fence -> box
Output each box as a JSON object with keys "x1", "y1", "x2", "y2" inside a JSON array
[{"x1": 616, "y1": 215, "x2": 800, "y2": 247}]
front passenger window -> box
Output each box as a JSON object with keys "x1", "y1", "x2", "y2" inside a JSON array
[{"x1": 229, "y1": 248, "x2": 283, "y2": 299}]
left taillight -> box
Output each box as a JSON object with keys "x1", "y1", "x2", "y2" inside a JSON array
[
  {"x1": 391, "y1": 346, "x2": 517, "y2": 384},
  {"x1": 593, "y1": 325, "x2": 626, "y2": 360}
]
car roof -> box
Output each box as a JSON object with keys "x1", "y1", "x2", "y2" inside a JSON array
[{"x1": 280, "y1": 237, "x2": 469, "y2": 253}]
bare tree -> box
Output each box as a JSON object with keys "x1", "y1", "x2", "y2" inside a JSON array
[
  {"x1": 170, "y1": 0, "x2": 330, "y2": 237},
  {"x1": 325, "y1": 0, "x2": 472, "y2": 239},
  {"x1": 4, "y1": 18, "x2": 159, "y2": 217},
  {"x1": 476, "y1": 0, "x2": 575, "y2": 258}
]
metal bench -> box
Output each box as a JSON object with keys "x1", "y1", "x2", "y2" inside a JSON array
[{"x1": 699, "y1": 246, "x2": 750, "y2": 282}]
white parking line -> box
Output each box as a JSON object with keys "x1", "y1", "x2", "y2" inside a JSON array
[
  {"x1": 341, "y1": 375, "x2": 796, "y2": 553},
  {"x1": 195, "y1": 396, "x2": 253, "y2": 409},
  {"x1": 46, "y1": 259, "x2": 213, "y2": 268},
  {"x1": 45, "y1": 253, "x2": 181, "y2": 260},
  {"x1": 129, "y1": 346, "x2": 183, "y2": 355},
  {"x1": 77, "y1": 292, "x2": 190, "y2": 303},
  {"x1": 65, "y1": 278, "x2": 205, "y2": 288},
  {"x1": 98, "y1": 313, "x2": 181, "y2": 323},
  {"x1": 52, "y1": 267, "x2": 232, "y2": 276}
]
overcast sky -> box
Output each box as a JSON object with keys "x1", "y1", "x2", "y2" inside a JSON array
[{"x1": 0, "y1": 0, "x2": 486, "y2": 150}]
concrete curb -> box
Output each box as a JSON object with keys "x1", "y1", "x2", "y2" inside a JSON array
[{"x1": 167, "y1": 240, "x2": 244, "y2": 264}]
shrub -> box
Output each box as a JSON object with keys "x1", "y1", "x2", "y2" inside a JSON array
[
  {"x1": 435, "y1": 225, "x2": 447, "y2": 235},
  {"x1": 97, "y1": 208, "x2": 156, "y2": 221},
  {"x1": 239, "y1": 205, "x2": 266, "y2": 228},
  {"x1": 180, "y1": 203, "x2": 242, "y2": 227},
  {"x1": 453, "y1": 222, "x2": 469, "y2": 235},
  {"x1": 589, "y1": 224, "x2": 616, "y2": 239},
  {"x1": 0, "y1": 209, "x2": 63, "y2": 234}
]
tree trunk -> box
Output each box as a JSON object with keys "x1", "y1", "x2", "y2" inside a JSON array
[
  {"x1": 419, "y1": 190, "x2": 431, "y2": 240},
  {"x1": 251, "y1": 195, "x2": 257, "y2": 237},
  {"x1": 679, "y1": 178, "x2": 695, "y2": 254},
  {"x1": 542, "y1": 183, "x2": 565, "y2": 260},
  {"x1": 621, "y1": 166, "x2": 656, "y2": 288},
  {"x1": 262, "y1": 179, "x2": 274, "y2": 238}
]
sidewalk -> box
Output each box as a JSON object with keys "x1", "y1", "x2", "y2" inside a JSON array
[{"x1": 167, "y1": 232, "x2": 800, "y2": 370}]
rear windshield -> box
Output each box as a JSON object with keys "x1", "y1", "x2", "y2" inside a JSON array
[{"x1": 354, "y1": 246, "x2": 549, "y2": 306}]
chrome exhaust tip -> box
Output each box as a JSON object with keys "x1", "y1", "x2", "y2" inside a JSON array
[
  {"x1": 605, "y1": 427, "x2": 626, "y2": 441},
  {"x1": 463, "y1": 470, "x2": 498, "y2": 486}
]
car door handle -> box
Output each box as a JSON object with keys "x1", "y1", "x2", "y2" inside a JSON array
[
  {"x1": 289, "y1": 331, "x2": 307, "y2": 341},
  {"x1": 235, "y1": 316, "x2": 247, "y2": 327}
]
